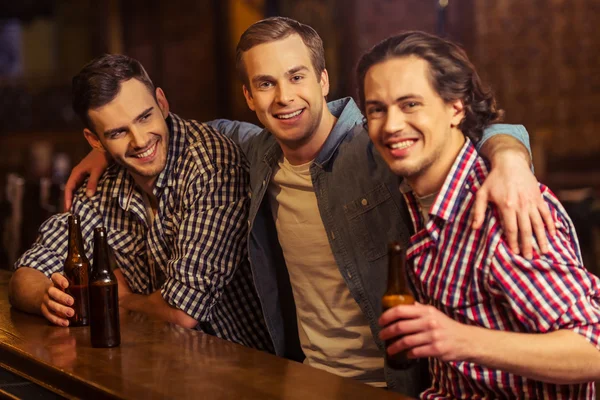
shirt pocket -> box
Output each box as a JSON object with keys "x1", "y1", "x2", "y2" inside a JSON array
[{"x1": 343, "y1": 183, "x2": 403, "y2": 261}]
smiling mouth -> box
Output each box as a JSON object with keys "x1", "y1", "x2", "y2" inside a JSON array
[
  {"x1": 388, "y1": 139, "x2": 416, "y2": 150},
  {"x1": 275, "y1": 109, "x2": 304, "y2": 119},
  {"x1": 131, "y1": 141, "x2": 158, "y2": 159}
]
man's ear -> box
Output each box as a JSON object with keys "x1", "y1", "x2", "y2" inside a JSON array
[
  {"x1": 156, "y1": 87, "x2": 170, "y2": 118},
  {"x1": 243, "y1": 85, "x2": 256, "y2": 111},
  {"x1": 320, "y1": 69, "x2": 330, "y2": 97},
  {"x1": 450, "y1": 99, "x2": 465, "y2": 128},
  {"x1": 83, "y1": 129, "x2": 106, "y2": 152}
]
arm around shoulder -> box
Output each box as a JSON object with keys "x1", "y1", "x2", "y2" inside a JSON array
[
  {"x1": 478, "y1": 123, "x2": 531, "y2": 161},
  {"x1": 207, "y1": 119, "x2": 262, "y2": 157},
  {"x1": 477, "y1": 229, "x2": 600, "y2": 383}
]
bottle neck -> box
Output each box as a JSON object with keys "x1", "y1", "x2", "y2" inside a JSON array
[
  {"x1": 386, "y1": 248, "x2": 409, "y2": 295},
  {"x1": 67, "y1": 219, "x2": 87, "y2": 261},
  {"x1": 92, "y1": 233, "x2": 112, "y2": 279}
]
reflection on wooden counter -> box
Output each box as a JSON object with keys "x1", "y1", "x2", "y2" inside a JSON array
[{"x1": 0, "y1": 271, "x2": 410, "y2": 399}]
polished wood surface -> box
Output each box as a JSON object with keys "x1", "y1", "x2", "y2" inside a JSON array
[{"x1": 0, "y1": 271, "x2": 410, "y2": 399}]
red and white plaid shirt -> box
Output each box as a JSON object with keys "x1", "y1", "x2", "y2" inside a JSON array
[{"x1": 402, "y1": 140, "x2": 600, "y2": 399}]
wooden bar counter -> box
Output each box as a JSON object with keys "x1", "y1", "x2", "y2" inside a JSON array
[{"x1": 0, "y1": 270, "x2": 410, "y2": 399}]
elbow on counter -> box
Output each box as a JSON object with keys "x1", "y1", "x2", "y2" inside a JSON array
[
  {"x1": 173, "y1": 309, "x2": 199, "y2": 330},
  {"x1": 7, "y1": 267, "x2": 25, "y2": 308}
]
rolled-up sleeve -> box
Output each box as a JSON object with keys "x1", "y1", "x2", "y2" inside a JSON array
[
  {"x1": 478, "y1": 123, "x2": 532, "y2": 156},
  {"x1": 16, "y1": 193, "x2": 99, "y2": 276},
  {"x1": 488, "y1": 187, "x2": 600, "y2": 348}
]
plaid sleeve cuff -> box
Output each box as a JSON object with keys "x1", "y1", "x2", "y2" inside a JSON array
[
  {"x1": 160, "y1": 277, "x2": 215, "y2": 323},
  {"x1": 15, "y1": 212, "x2": 71, "y2": 276},
  {"x1": 560, "y1": 299, "x2": 600, "y2": 350},
  {"x1": 571, "y1": 324, "x2": 600, "y2": 350},
  {"x1": 16, "y1": 244, "x2": 64, "y2": 277}
]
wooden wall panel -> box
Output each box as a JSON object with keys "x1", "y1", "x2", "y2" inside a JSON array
[
  {"x1": 340, "y1": 0, "x2": 474, "y2": 104},
  {"x1": 122, "y1": 0, "x2": 218, "y2": 121},
  {"x1": 473, "y1": 0, "x2": 600, "y2": 160}
]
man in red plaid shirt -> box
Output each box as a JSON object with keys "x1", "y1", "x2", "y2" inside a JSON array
[{"x1": 357, "y1": 31, "x2": 600, "y2": 398}]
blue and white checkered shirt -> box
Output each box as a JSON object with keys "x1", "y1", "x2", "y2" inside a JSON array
[{"x1": 17, "y1": 113, "x2": 273, "y2": 352}]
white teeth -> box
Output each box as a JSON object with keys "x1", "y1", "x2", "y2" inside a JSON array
[
  {"x1": 134, "y1": 143, "x2": 156, "y2": 158},
  {"x1": 389, "y1": 141, "x2": 414, "y2": 150},
  {"x1": 276, "y1": 109, "x2": 303, "y2": 119}
]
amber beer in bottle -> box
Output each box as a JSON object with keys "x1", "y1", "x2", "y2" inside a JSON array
[
  {"x1": 381, "y1": 241, "x2": 415, "y2": 369},
  {"x1": 64, "y1": 214, "x2": 90, "y2": 326},
  {"x1": 89, "y1": 227, "x2": 120, "y2": 348}
]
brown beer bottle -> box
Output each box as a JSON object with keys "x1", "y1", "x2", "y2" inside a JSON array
[
  {"x1": 64, "y1": 214, "x2": 90, "y2": 327},
  {"x1": 381, "y1": 241, "x2": 415, "y2": 369},
  {"x1": 89, "y1": 227, "x2": 120, "y2": 348}
]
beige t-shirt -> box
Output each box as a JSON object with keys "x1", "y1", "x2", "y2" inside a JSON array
[
  {"x1": 268, "y1": 157, "x2": 385, "y2": 386},
  {"x1": 399, "y1": 181, "x2": 438, "y2": 225},
  {"x1": 416, "y1": 192, "x2": 438, "y2": 224}
]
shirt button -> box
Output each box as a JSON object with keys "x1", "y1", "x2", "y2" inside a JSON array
[
  {"x1": 247, "y1": 220, "x2": 251, "y2": 227},
  {"x1": 248, "y1": 191, "x2": 252, "y2": 199},
  {"x1": 262, "y1": 180, "x2": 266, "y2": 187},
  {"x1": 361, "y1": 198, "x2": 368, "y2": 206}
]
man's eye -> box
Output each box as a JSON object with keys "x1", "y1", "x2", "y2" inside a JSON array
[
  {"x1": 258, "y1": 81, "x2": 273, "y2": 89},
  {"x1": 403, "y1": 101, "x2": 421, "y2": 111},
  {"x1": 367, "y1": 106, "x2": 385, "y2": 117},
  {"x1": 140, "y1": 113, "x2": 151, "y2": 122},
  {"x1": 109, "y1": 130, "x2": 126, "y2": 139},
  {"x1": 291, "y1": 75, "x2": 303, "y2": 82}
]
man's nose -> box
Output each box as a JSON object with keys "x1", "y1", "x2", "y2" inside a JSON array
[
  {"x1": 383, "y1": 107, "x2": 406, "y2": 135},
  {"x1": 275, "y1": 82, "x2": 294, "y2": 105},
  {"x1": 129, "y1": 126, "x2": 148, "y2": 148}
]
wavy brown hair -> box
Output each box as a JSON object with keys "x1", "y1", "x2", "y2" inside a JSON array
[{"x1": 356, "y1": 31, "x2": 502, "y2": 142}]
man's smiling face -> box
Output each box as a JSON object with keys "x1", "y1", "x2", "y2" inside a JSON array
[
  {"x1": 241, "y1": 34, "x2": 330, "y2": 152},
  {"x1": 85, "y1": 78, "x2": 170, "y2": 188}
]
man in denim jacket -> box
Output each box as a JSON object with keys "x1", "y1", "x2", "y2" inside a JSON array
[{"x1": 65, "y1": 17, "x2": 554, "y2": 396}]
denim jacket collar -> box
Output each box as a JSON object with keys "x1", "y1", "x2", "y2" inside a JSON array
[
  {"x1": 261, "y1": 97, "x2": 364, "y2": 170},
  {"x1": 313, "y1": 97, "x2": 364, "y2": 169},
  {"x1": 263, "y1": 137, "x2": 283, "y2": 168}
]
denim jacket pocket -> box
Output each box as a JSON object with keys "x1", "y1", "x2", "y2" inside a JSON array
[{"x1": 343, "y1": 184, "x2": 402, "y2": 261}]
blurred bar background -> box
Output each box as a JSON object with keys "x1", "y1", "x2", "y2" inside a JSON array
[{"x1": 0, "y1": 0, "x2": 599, "y2": 272}]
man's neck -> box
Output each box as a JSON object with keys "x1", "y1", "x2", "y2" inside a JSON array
[
  {"x1": 131, "y1": 174, "x2": 159, "y2": 210},
  {"x1": 281, "y1": 104, "x2": 337, "y2": 166},
  {"x1": 407, "y1": 132, "x2": 466, "y2": 198}
]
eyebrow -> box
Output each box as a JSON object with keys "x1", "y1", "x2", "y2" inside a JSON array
[
  {"x1": 285, "y1": 65, "x2": 309, "y2": 77},
  {"x1": 250, "y1": 65, "x2": 310, "y2": 85},
  {"x1": 102, "y1": 106, "x2": 154, "y2": 138},
  {"x1": 364, "y1": 94, "x2": 424, "y2": 106}
]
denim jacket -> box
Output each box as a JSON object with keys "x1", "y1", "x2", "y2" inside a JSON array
[{"x1": 209, "y1": 97, "x2": 530, "y2": 396}]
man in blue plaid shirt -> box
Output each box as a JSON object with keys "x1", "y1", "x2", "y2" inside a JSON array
[{"x1": 8, "y1": 54, "x2": 272, "y2": 352}]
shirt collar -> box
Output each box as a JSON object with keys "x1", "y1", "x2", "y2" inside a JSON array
[
  {"x1": 403, "y1": 139, "x2": 479, "y2": 227},
  {"x1": 110, "y1": 112, "x2": 187, "y2": 210},
  {"x1": 429, "y1": 139, "x2": 478, "y2": 222},
  {"x1": 154, "y1": 113, "x2": 187, "y2": 191}
]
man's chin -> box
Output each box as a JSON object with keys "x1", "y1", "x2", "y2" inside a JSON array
[
  {"x1": 125, "y1": 161, "x2": 165, "y2": 178},
  {"x1": 388, "y1": 160, "x2": 421, "y2": 179},
  {"x1": 133, "y1": 167, "x2": 162, "y2": 178}
]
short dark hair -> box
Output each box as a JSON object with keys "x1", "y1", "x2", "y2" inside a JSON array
[
  {"x1": 235, "y1": 17, "x2": 326, "y2": 90},
  {"x1": 356, "y1": 31, "x2": 502, "y2": 142},
  {"x1": 72, "y1": 54, "x2": 156, "y2": 131}
]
